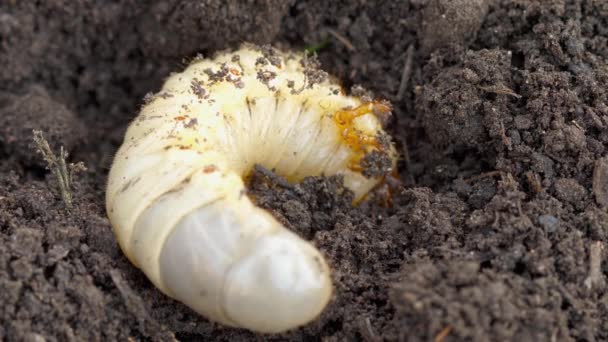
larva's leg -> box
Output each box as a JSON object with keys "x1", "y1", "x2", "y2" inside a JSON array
[{"x1": 332, "y1": 102, "x2": 391, "y2": 172}]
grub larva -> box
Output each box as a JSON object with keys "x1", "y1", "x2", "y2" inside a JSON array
[{"x1": 105, "y1": 44, "x2": 398, "y2": 333}]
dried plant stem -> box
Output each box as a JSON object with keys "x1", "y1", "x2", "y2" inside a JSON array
[
  {"x1": 584, "y1": 241, "x2": 605, "y2": 290},
  {"x1": 396, "y1": 44, "x2": 415, "y2": 101},
  {"x1": 32, "y1": 129, "x2": 86, "y2": 211}
]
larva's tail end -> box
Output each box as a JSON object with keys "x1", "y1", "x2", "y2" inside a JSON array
[{"x1": 222, "y1": 230, "x2": 333, "y2": 333}]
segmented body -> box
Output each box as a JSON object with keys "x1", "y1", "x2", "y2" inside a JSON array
[{"x1": 106, "y1": 44, "x2": 397, "y2": 333}]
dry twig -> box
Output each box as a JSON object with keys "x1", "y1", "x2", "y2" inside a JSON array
[
  {"x1": 478, "y1": 84, "x2": 521, "y2": 98},
  {"x1": 584, "y1": 241, "x2": 605, "y2": 290},
  {"x1": 110, "y1": 269, "x2": 177, "y2": 341},
  {"x1": 434, "y1": 325, "x2": 452, "y2": 342},
  {"x1": 592, "y1": 157, "x2": 608, "y2": 207},
  {"x1": 396, "y1": 44, "x2": 415, "y2": 101},
  {"x1": 359, "y1": 316, "x2": 380, "y2": 342},
  {"x1": 326, "y1": 28, "x2": 356, "y2": 52}
]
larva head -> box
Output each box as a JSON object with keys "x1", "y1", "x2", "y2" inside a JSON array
[{"x1": 158, "y1": 201, "x2": 332, "y2": 333}]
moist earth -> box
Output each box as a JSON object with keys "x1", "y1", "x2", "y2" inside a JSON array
[{"x1": 1, "y1": 0, "x2": 607, "y2": 341}]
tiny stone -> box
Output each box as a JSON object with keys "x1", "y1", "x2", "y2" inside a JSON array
[{"x1": 538, "y1": 215, "x2": 559, "y2": 233}]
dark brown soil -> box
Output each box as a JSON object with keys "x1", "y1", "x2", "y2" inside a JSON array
[{"x1": 1, "y1": 0, "x2": 607, "y2": 341}]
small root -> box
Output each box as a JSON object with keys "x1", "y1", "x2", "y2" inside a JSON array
[
  {"x1": 584, "y1": 241, "x2": 605, "y2": 290},
  {"x1": 478, "y1": 84, "x2": 521, "y2": 98},
  {"x1": 252, "y1": 164, "x2": 294, "y2": 190},
  {"x1": 110, "y1": 269, "x2": 177, "y2": 341},
  {"x1": 463, "y1": 170, "x2": 504, "y2": 183},
  {"x1": 326, "y1": 28, "x2": 356, "y2": 52},
  {"x1": 434, "y1": 325, "x2": 452, "y2": 342},
  {"x1": 396, "y1": 44, "x2": 415, "y2": 101},
  {"x1": 359, "y1": 316, "x2": 380, "y2": 342},
  {"x1": 592, "y1": 157, "x2": 608, "y2": 207}
]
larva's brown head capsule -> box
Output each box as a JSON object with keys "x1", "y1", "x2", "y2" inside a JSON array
[{"x1": 105, "y1": 43, "x2": 398, "y2": 333}]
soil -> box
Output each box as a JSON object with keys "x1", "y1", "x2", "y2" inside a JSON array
[{"x1": 1, "y1": 0, "x2": 607, "y2": 341}]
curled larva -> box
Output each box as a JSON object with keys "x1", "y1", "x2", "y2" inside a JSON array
[{"x1": 106, "y1": 44, "x2": 398, "y2": 333}]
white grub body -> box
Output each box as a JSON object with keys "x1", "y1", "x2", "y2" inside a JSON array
[{"x1": 106, "y1": 44, "x2": 398, "y2": 333}]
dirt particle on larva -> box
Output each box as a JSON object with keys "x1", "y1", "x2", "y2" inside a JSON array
[
  {"x1": 300, "y1": 54, "x2": 328, "y2": 87},
  {"x1": 143, "y1": 92, "x2": 155, "y2": 104},
  {"x1": 255, "y1": 57, "x2": 268, "y2": 66},
  {"x1": 190, "y1": 78, "x2": 208, "y2": 99},
  {"x1": 226, "y1": 71, "x2": 244, "y2": 88},
  {"x1": 259, "y1": 44, "x2": 282, "y2": 67},
  {"x1": 360, "y1": 150, "x2": 393, "y2": 178},
  {"x1": 184, "y1": 118, "x2": 198, "y2": 129},
  {"x1": 376, "y1": 131, "x2": 393, "y2": 149},
  {"x1": 204, "y1": 63, "x2": 230, "y2": 83},
  {"x1": 351, "y1": 85, "x2": 373, "y2": 102},
  {"x1": 257, "y1": 70, "x2": 277, "y2": 90}
]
